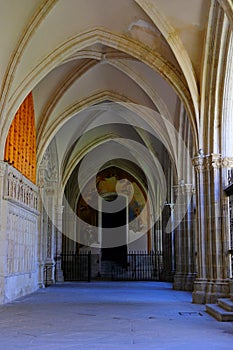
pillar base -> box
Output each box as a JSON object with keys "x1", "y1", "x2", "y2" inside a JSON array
[
  {"x1": 37, "y1": 261, "x2": 45, "y2": 288},
  {"x1": 159, "y1": 268, "x2": 175, "y2": 282},
  {"x1": 173, "y1": 273, "x2": 196, "y2": 291},
  {"x1": 55, "y1": 268, "x2": 64, "y2": 282},
  {"x1": 229, "y1": 279, "x2": 233, "y2": 301},
  {"x1": 55, "y1": 256, "x2": 64, "y2": 282},
  {"x1": 192, "y1": 279, "x2": 230, "y2": 304},
  {"x1": 0, "y1": 276, "x2": 5, "y2": 304},
  {"x1": 44, "y1": 259, "x2": 56, "y2": 286}
]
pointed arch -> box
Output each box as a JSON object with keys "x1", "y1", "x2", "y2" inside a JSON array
[
  {"x1": 222, "y1": 32, "x2": 233, "y2": 158},
  {"x1": 0, "y1": 29, "x2": 197, "y2": 157},
  {"x1": 199, "y1": 1, "x2": 231, "y2": 153},
  {"x1": 134, "y1": 0, "x2": 200, "y2": 124},
  {"x1": 218, "y1": 0, "x2": 233, "y2": 28}
]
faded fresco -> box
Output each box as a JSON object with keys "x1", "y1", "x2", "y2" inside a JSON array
[{"x1": 77, "y1": 167, "x2": 150, "y2": 250}]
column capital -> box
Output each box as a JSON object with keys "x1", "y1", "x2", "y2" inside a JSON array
[
  {"x1": 192, "y1": 153, "x2": 233, "y2": 172},
  {"x1": 173, "y1": 182, "x2": 194, "y2": 195},
  {"x1": 222, "y1": 157, "x2": 233, "y2": 168}
]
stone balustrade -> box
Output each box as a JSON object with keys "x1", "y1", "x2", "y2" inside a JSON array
[{"x1": 1, "y1": 162, "x2": 38, "y2": 213}]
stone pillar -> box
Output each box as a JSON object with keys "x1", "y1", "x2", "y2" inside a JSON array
[
  {"x1": 55, "y1": 204, "x2": 64, "y2": 282},
  {"x1": 192, "y1": 154, "x2": 231, "y2": 303},
  {"x1": 225, "y1": 182, "x2": 233, "y2": 300},
  {"x1": 38, "y1": 141, "x2": 60, "y2": 286},
  {"x1": 161, "y1": 204, "x2": 174, "y2": 281},
  {"x1": 230, "y1": 192, "x2": 233, "y2": 300},
  {"x1": 154, "y1": 217, "x2": 163, "y2": 275},
  {"x1": 37, "y1": 188, "x2": 45, "y2": 288},
  {"x1": 43, "y1": 187, "x2": 56, "y2": 285},
  {"x1": 173, "y1": 183, "x2": 196, "y2": 291}
]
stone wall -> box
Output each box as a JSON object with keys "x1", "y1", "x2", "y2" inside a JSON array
[{"x1": 0, "y1": 162, "x2": 39, "y2": 304}]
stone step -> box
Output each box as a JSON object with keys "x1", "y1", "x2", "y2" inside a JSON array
[
  {"x1": 206, "y1": 303, "x2": 233, "y2": 322},
  {"x1": 218, "y1": 298, "x2": 233, "y2": 312}
]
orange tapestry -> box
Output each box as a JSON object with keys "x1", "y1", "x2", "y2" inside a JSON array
[{"x1": 4, "y1": 92, "x2": 36, "y2": 183}]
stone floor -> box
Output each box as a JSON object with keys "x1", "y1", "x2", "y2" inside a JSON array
[{"x1": 0, "y1": 281, "x2": 233, "y2": 349}]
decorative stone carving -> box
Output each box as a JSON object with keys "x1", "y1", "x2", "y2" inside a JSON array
[
  {"x1": 38, "y1": 139, "x2": 61, "y2": 285},
  {"x1": 45, "y1": 187, "x2": 55, "y2": 196},
  {"x1": 6, "y1": 206, "x2": 37, "y2": 275},
  {"x1": 173, "y1": 182, "x2": 194, "y2": 195},
  {"x1": 38, "y1": 140, "x2": 59, "y2": 186},
  {"x1": 193, "y1": 154, "x2": 233, "y2": 172},
  {"x1": 47, "y1": 217, "x2": 52, "y2": 258},
  {"x1": 4, "y1": 167, "x2": 38, "y2": 212}
]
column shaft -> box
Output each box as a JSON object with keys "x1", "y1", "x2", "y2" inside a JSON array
[
  {"x1": 192, "y1": 154, "x2": 231, "y2": 303},
  {"x1": 173, "y1": 183, "x2": 196, "y2": 291}
]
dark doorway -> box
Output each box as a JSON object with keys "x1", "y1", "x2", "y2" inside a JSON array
[{"x1": 101, "y1": 195, "x2": 127, "y2": 266}]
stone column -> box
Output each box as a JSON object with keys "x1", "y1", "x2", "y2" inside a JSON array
[
  {"x1": 192, "y1": 154, "x2": 231, "y2": 303},
  {"x1": 44, "y1": 187, "x2": 57, "y2": 285},
  {"x1": 37, "y1": 187, "x2": 45, "y2": 288},
  {"x1": 55, "y1": 204, "x2": 64, "y2": 282},
  {"x1": 38, "y1": 141, "x2": 60, "y2": 286},
  {"x1": 224, "y1": 173, "x2": 233, "y2": 300},
  {"x1": 173, "y1": 183, "x2": 196, "y2": 291},
  {"x1": 229, "y1": 191, "x2": 233, "y2": 299},
  {"x1": 161, "y1": 204, "x2": 174, "y2": 282}
]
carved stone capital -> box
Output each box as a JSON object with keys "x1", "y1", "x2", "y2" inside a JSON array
[
  {"x1": 192, "y1": 155, "x2": 206, "y2": 172},
  {"x1": 193, "y1": 153, "x2": 223, "y2": 172},
  {"x1": 207, "y1": 153, "x2": 222, "y2": 169},
  {"x1": 173, "y1": 183, "x2": 194, "y2": 195},
  {"x1": 222, "y1": 157, "x2": 233, "y2": 168}
]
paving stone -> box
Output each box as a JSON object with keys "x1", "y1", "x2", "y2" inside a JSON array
[{"x1": 0, "y1": 282, "x2": 232, "y2": 349}]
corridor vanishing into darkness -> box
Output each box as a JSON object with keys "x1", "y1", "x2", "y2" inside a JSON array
[{"x1": 0, "y1": 282, "x2": 232, "y2": 350}]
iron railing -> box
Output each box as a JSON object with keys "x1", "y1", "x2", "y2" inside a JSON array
[
  {"x1": 61, "y1": 251, "x2": 92, "y2": 282},
  {"x1": 43, "y1": 265, "x2": 54, "y2": 287},
  {"x1": 112, "y1": 251, "x2": 162, "y2": 281},
  {"x1": 61, "y1": 251, "x2": 163, "y2": 282}
]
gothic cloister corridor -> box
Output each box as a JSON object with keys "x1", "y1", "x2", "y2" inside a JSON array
[
  {"x1": 0, "y1": 281, "x2": 232, "y2": 350},
  {"x1": 1, "y1": 3, "x2": 233, "y2": 348}
]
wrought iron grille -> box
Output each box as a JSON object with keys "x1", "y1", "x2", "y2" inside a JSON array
[
  {"x1": 61, "y1": 251, "x2": 163, "y2": 282},
  {"x1": 61, "y1": 251, "x2": 92, "y2": 282}
]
